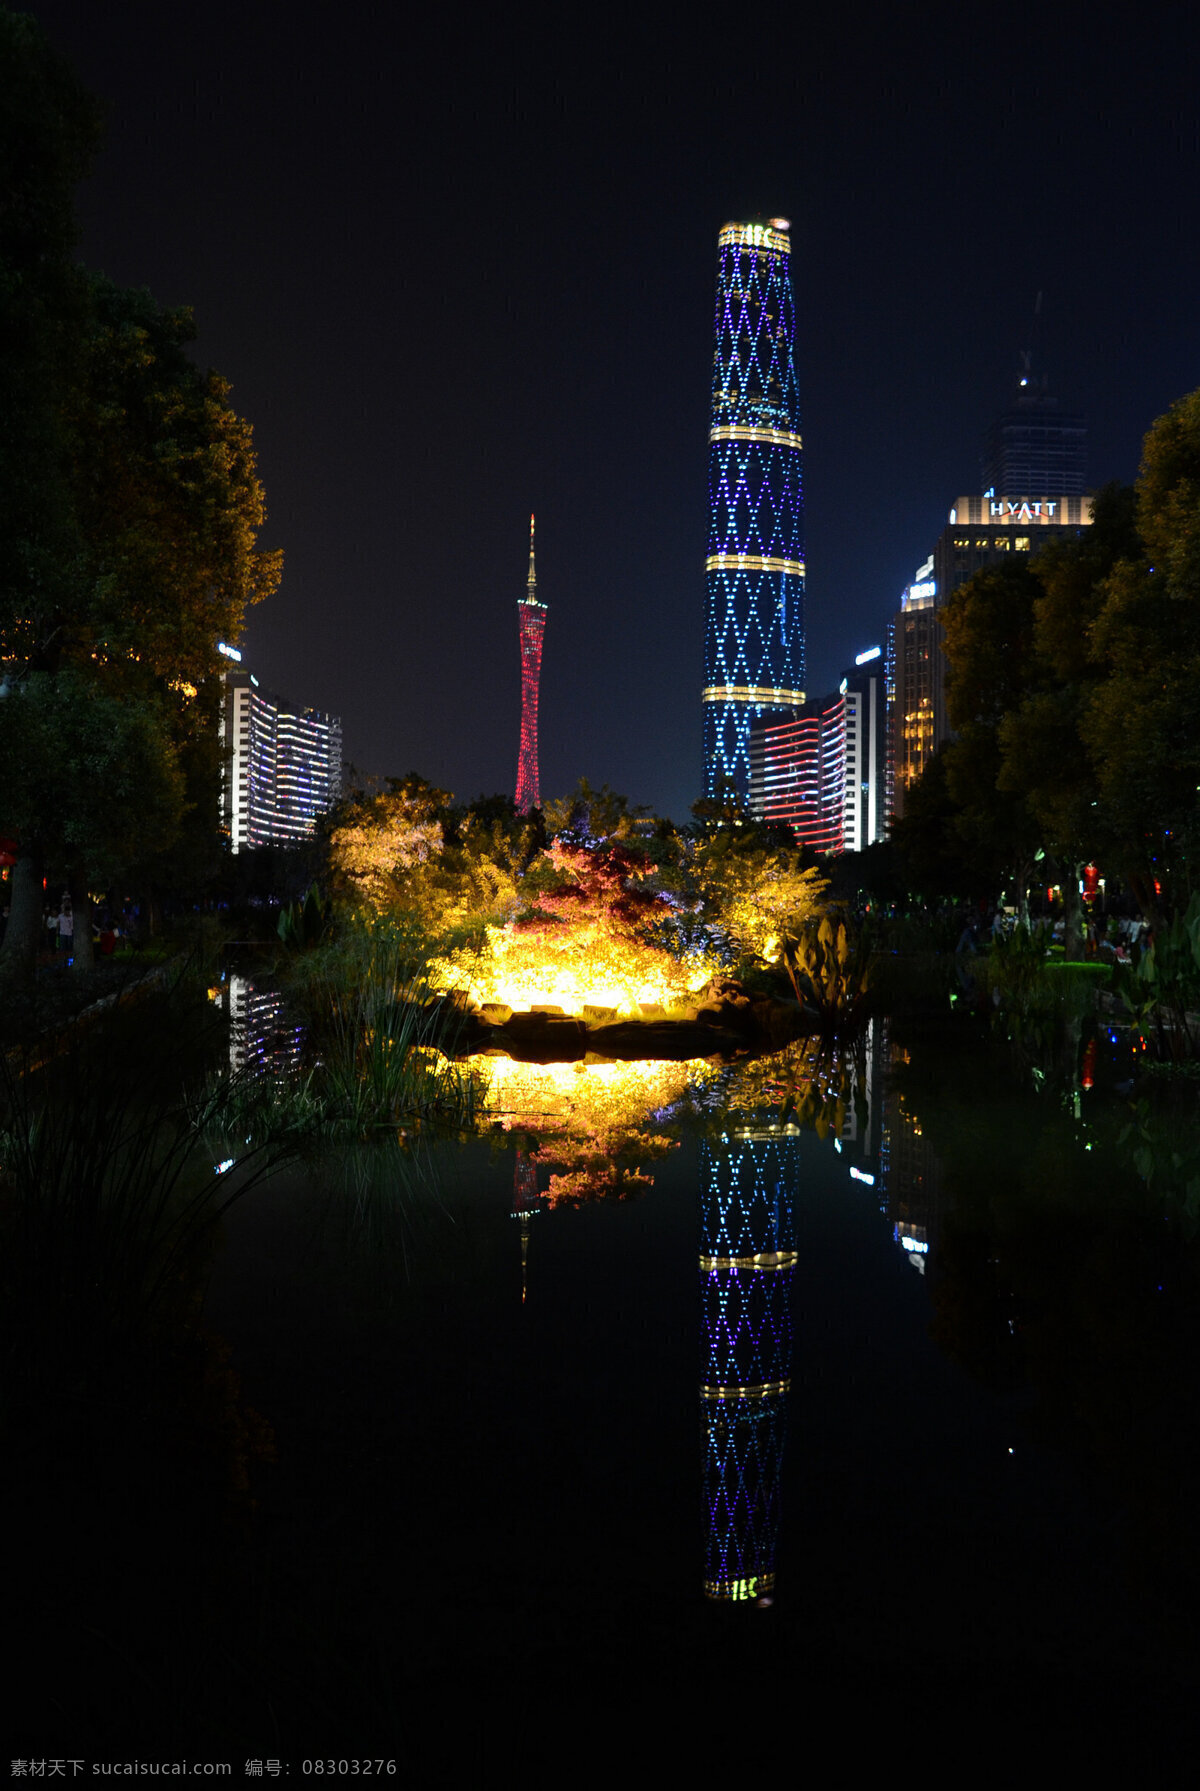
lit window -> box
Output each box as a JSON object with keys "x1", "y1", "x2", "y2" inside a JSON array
[{"x1": 1015, "y1": 537, "x2": 1030, "y2": 551}]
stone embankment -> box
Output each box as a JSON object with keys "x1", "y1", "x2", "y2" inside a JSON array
[{"x1": 441, "y1": 978, "x2": 817, "y2": 1063}]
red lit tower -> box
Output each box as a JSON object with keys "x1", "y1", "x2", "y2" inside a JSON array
[{"x1": 515, "y1": 514, "x2": 547, "y2": 813}]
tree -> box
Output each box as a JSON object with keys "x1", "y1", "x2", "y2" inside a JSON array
[
  {"x1": 543, "y1": 777, "x2": 648, "y2": 847},
  {"x1": 0, "y1": 20, "x2": 280, "y2": 984},
  {"x1": 472, "y1": 840, "x2": 709, "y2": 1016},
  {"x1": 889, "y1": 750, "x2": 994, "y2": 904},
  {"x1": 688, "y1": 831, "x2": 827, "y2": 961},
  {"x1": 1084, "y1": 394, "x2": 1200, "y2": 915},
  {"x1": 937, "y1": 557, "x2": 1044, "y2": 917},
  {"x1": 0, "y1": 668, "x2": 185, "y2": 953},
  {"x1": 327, "y1": 774, "x2": 449, "y2": 912},
  {"x1": 996, "y1": 486, "x2": 1138, "y2": 946}
]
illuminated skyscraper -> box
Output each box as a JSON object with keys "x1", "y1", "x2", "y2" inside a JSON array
[
  {"x1": 515, "y1": 514, "x2": 546, "y2": 813},
  {"x1": 703, "y1": 219, "x2": 805, "y2": 801},
  {"x1": 887, "y1": 496, "x2": 1093, "y2": 821},
  {"x1": 220, "y1": 655, "x2": 341, "y2": 853}
]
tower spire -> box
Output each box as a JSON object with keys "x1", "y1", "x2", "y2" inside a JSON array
[{"x1": 527, "y1": 512, "x2": 537, "y2": 600}]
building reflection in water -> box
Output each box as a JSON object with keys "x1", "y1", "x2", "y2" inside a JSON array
[
  {"x1": 876, "y1": 1032, "x2": 942, "y2": 1277},
  {"x1": 824, "y1": 1021, "x2": 943, "y2": 1276},
  {"x1": 482, "y1": 1041, "x2": 945, "y2": 1600},
  {"x1": 700, "y1": 1121, "x2": 800, "y2": 1607},
  {"x1": 212, "y1": 971, "x2": 305, "y2": 1076},
  {"x1": 511, "y1": 1150, "x2": 542, "y2": 1304}
]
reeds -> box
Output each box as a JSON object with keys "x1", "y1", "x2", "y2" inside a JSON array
[
  {"x1": 0, "y1": 983, "x2": 285, "y2": 1402},
  {"x1": 283, "y1": 916, "x2": 485, "y2": 1137}
]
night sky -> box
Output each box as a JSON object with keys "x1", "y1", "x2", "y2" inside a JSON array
[{"x1": 27, "y1": 1, "x2": 1200, "y2": 823}]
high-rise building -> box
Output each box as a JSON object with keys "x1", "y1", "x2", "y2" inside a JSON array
[
  {"x1": 749, "y1": 698, "x2": 844, "y2": 853},
  {"x1": 982, "y1": 363, "x2": 1087, "y2": 498},
  {"x1": 887, "y1": 561, "x2": 942, "y2": 819},
  {"x1": 220, "y1": 651, "x2": 342, "y2": 852},
  {"x1": 748, "y1": 648, "x2": 887, "y2": 854},
  {"x1": 887, "y1": 495, "x2": 1094, "y2": 822},
  {"x1": 703, "y1": 219, "x2": 805, "y2": 803},
  {"x1": 515, "y1": 514, "x2": 546, "y2": 813}
]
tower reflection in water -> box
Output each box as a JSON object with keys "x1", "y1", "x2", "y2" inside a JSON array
[{"x1": 700, "y1": 1121, "x2": 800, "y2": 1607}]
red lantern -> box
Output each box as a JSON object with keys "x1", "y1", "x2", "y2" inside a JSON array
[
  {"x1": 1082, "y1": 864, "x2": 1100, "y2": 904},
  {"x1": 1080, "y1": 1038, "x2": 1096, "y2": 1090}
]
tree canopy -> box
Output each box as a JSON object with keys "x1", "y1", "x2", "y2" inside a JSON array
[
  {"x1": 902, "y1": 396, "x2": 1200, "y2": 924},
  {"x1": 0, "y1": 9, "x2": 281, "y2": 981}
]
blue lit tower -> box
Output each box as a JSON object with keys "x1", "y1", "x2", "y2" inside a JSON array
[
  {"x1": 704, "y1": 219, "x2": 806, "y2": 802},
  {"x1": 700, "y1": 1122, "x2": 800, "y2": 1603}
]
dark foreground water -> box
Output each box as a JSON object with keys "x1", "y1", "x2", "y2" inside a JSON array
[{"x1": 12, "y1": 1015, "x2": 1200, "y2": 1769}]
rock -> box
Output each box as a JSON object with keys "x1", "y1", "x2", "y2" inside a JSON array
[{"x1": 492, "y1": 1010, "x2": 589, "y2": 1063}]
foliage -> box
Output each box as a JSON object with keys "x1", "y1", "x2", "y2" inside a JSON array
[
  {"x1": 0, "y1": 986, "x2": 284, "y2": 1384},
  {"x1": 284, "y1": 916, "x2": 485, "y2": 1136},
  {"x1": 327, "y1": 778, "x2": 544, "y2": 942},
  {"x1": 327, "y1": 773, "x2": 448, "y2": 909},
  {"x1": 277, "y1": 883, "x2": 332, "y2": 951},
  {"x1": 888, "y1": 751, "x2": 997, "y2": 902},
  {"x1": 1121, "y1": 892, "x2": 1200, "y2": 1059},
  {"x1": 542, "y1": 776, "x2": 648, "y2": 847},
  {"x1": 690, "y1": 836, "x2": 826, "y2": 961},
  {"x1": 464, "y1": 840, "x2": 712, "y2": 1016},
  {"x1": 0, "y1": 13, "x2": 279, "y2": 988},
  {"x1": 936, "y1": 558, "x2": 1043, "y2": 910},
  {"x1": 986, "y1": 922, "x2": 1052, "y2": 1005},
  {"x1": 923, "y1": 396, "x2": 1200, "y2": 922},
  {"x1": 777, "y1": 914, "x2": 873, "y2": 1030},
  {"x1": 0, "y1": 36, "x2": 280, "y2": 981},
  {"x1": 1082, "y1": 400, "x2": 1200, "y2": 910},
  {"x1": 485, "y1": 1056, "x2": 715, "y2": 1205}
]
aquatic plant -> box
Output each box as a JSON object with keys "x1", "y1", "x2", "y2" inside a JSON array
[
  {"x1": 1122, "y1": 893, "x2": 1200, "y2": 1059},
  {"x1": 0, "y1": 993, "x2": 286, "y2": 1408},
  {"x1": 276, "y1": 882, "x2": 332, "y2": 951},
  {"x1": 287, "y1": 916, "x2": 485, "y2": 1135},
  {"x1": 778, "y1": 915, "x2": 874, "y2": 1031}
]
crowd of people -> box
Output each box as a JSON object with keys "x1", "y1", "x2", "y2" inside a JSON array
[{"x1": 0, "y1": 897, "x2": 142, "y2": 963}]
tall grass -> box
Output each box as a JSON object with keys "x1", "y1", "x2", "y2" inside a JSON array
[
  {"x1": 283, "y1": 916, "x2": 485, "y2": 1137},
  {"x1": 0, "y1": 983, "x2": 286, "y2": 1406}
]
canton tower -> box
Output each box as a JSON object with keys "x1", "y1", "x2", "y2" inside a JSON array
[
  {"x1": 703, "y1": 219, "x2": 806, "y2": 802},
  {"x1": 515, "y1": 514, "x2": 547, "y2": 813}
]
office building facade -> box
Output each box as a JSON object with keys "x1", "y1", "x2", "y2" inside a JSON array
[
  {"x1": 221, "y1": 662, "x2": 342, "y2": 853},
  {"x1": 703, "y1": 219, "x2": 805, "y2": 802},
  {"x1": 982, "y1": 382, "x2": 1087, "y2": 498},
  {"x1": 887, "y1": 495, "x2": 1094, "y2": 822},
  {"x1": 749, "y1": 650, "x2": 887, "y2": 854}
]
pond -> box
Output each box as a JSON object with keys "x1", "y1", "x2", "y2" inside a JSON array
[
  {"x1": 206, "y1": 1005, "x2": 1198, "y2": 1757},
  {"x1": 12, "y1": 984, "x2": 1200, "y2": 1766}
]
